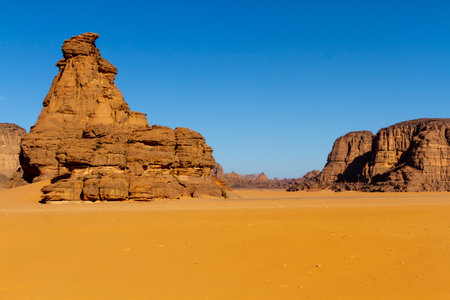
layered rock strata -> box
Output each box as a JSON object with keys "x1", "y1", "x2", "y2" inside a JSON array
[
  {"x1": 367, "y1": 119, "x2": 449, "y2": 191},
  {"x1": 0, "y1": 124, "x2": 26, "y2": 188},
  {"x1": 318, "y1": 131, "x2": 374, "y2": 186},
  {"x1": 20, "y1": 32, "x2": 226, "y2": 201},
  {"x1": 288, "y1": 119, "x2": 449, "y2": 192}
]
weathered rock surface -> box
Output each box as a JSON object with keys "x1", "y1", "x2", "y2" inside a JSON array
[
  {"x1": 212, "y1": 163, "x2": 224, "y2": 178},
  {"x1": 286, "y1": 170, "x2": 320, "y2": 191},
  {"x1": 0, "y1": 124, "x2": 26, "y2": 188},
  {"x1": 20, "y1": 32, "x2": 226, "y2": 201},
  {"x1": 288, "y1": 119, "x2": 449, "y2": 192},
  {"x1": 367, "y1": 119, "x2": 450, "y2": 192},
  {"x1": 319, "y1": 131, "x2": 374, "y2": 186}
]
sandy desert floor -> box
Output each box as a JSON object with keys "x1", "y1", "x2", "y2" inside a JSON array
[{"x1": 0, "y1": 182, "x2": 449, "y2": 299}]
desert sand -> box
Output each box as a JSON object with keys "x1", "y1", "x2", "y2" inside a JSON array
[{"x1": 1, "y1": 183, "x2": 449, "y2": 299}]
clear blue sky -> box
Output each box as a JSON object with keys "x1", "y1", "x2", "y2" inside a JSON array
[{"x1": 1, "y1": 1, "x2": 449, "y2": 178}]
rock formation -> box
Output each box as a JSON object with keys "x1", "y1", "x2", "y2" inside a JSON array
[
  {"x1": 367, "y1": 119, "x2": 449, "y2": 191},
  {"x1": 0, "y1": 123, "x2": 26, "y2": 188},
  {"x1": 212, "y1": 163, "x2": 224, "y2": 178},
  {"x1": 286, "y1": 170, "x2": 320, "y2": 191},
  {"x1": 223, "y1": 171, "x2": 292, "y2": 189},
  {"x1": 318, "y1": 131, "x2": 374, "y2": 186},
  {"x1": 20, "y1": 32, "x2": 226, "y2": 201},
  {"x1": 288, "y1": 118, "x2": 449, "y2": 192}
]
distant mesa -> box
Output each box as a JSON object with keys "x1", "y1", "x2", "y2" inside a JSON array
[
  {"x1": 0, "y1": 123, "x2": 26, "y2": 188},
  {"x1": 218, "y1": 166, "x2": 293, "y2": 189},
  {"x1": 18, "y1": 32, "x2": 227, "y2": 201},
  {"x1": 288, "y1": 118, "x2": 450, "y2": 192}
]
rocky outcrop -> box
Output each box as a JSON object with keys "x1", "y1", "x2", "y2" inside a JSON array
[
  {"x1": 0, "y1": 124, "x2": 26, "y2": 188},
  {"x1": 286, "y1": 170, "x2": 320, "y2": 191},
  {"x1": 223, "y1": 171, "x2": 291, "y2": 189},
  {"x1": 318, "y1": 131, "x2": 374, "y2": 186},
  {"x1": 212, "y1": 163, "x2": 224, "y2": 178},
  {"x1": 20, "y1": 32, "x2": 226, "y2": 201},
  {"x1": 288, "y1": 119, "x2": 449, "y2": 192},
  {"x1": 367, "y1": 119, "x2": 449, "y2": 192}
]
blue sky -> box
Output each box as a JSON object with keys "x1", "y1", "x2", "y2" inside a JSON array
[{"x1": 1, "y1": 1, "x2": 449, "y2": 178}]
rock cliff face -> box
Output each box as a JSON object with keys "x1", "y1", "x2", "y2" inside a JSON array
[
  {"x1": 288, "y1": 119, "x2": 449, "y2": 192},
  {"x1": 319, "y1": 131, "x2": 374, "y2": 186},
  {"x1": 0, "y1": 124, "x2": 26, "y2": 187},
  {"x1": 20, "y1": 32, "x2": 226, "y2": 201},
  {"x1": 367, "y1": 119, "x2": 449, "y2": 191}
]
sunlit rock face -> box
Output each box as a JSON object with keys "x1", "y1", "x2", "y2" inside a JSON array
[
  {"x1": 288, "y1": 118, "x2": 450, "y2": 192},
  {"x1": 20, "y1": 33, "x2": 226, "y2": 201},
  {"x1": 366, "y1": 119, "x2": 450, "y2": 192},
  {"x1": 0, "y1": 123, "x2": 26, "y2": 187}
]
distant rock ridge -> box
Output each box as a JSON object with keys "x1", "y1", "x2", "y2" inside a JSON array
[
  {"x1": 0, "y1": 123, "x2": 26, "y2": 188},
  {"x1": 288, "y1": 118, "x2": 450, "y2": 192},
  {"x1": 221, "y1": 169, "x2": 293, "y2": 189},
  {"x1": 19, "y1": 32, "x2": 227, "y2": 201}
]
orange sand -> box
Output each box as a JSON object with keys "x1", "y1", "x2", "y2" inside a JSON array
[{"x1": 0, "y1": 183, "x2": 449, "y2": 299}]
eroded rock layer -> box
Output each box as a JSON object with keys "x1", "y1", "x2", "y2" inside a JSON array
[
  {"x1": 367, "y1": 119, "x2": 449, "y2": 191},
  {"x1": 20, "y1": 33, "x2": 225, "y2": 201},
  {"x1": 319, "y1": 131, "x2": 374, "y2": 186},
  {"x1": 288, "y1": 119, "x2": 449, "y2": 192},
  {"x1": 0, "y1": 124, "x2": 26, "y2": 188}
]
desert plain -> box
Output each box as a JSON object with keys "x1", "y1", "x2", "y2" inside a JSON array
[{"x1": 1, "y1": 182, "x2": 449, "y2": 299}]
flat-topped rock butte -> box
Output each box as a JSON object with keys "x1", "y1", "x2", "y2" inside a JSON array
[
  {"x1": 289, "y1": 118, "x2": 450, "y2": 192},
  {"x1": 20, "y1": 32, "x2": 227, "y2": 202}
]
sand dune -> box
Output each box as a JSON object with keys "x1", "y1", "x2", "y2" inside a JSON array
[{"x1": 1, "y1": 183, "x2": 449, "y2": 299}]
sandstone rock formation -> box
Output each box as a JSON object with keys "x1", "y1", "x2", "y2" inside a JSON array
[
  {"x1": 367, "y1": 119, "x2": 449, "y2": 192},
  {"x1": 318, "y1": 131, "x2": 374, "y2": 186},
  {"x1": 0, "y1": 124, "x2": 26, "y2": 188},
  {"x1": 286, "y1": 170, "x2": 320, "y2": 191},
  {"x1": 20, "y1": 32, "x2": 226, "y2": 201},
  {"x1": 212, "y1": 163, "x2": 224, "y2": 178},
  {"x1": 288, "y1": 119, "x2": 449, "y2": 192}
]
